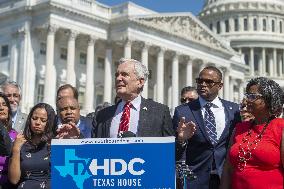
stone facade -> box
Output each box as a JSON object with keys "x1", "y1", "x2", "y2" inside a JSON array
[{"x1": 0, "y1": 0, "x2": 246, "y2": 114}]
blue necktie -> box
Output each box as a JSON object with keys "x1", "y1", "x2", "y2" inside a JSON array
[{"x1": 204, "y1": 103, "x2": 218, "y2": 145}]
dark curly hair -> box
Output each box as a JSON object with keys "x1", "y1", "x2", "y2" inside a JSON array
[
  {"x1": 246, "y1": 77, "x2": 284, "y2": 117},
  {"x1": 23, "y1": 103, "x2": 56, "y2": 145},
  {"x1": 0, "y1": 92, "x2": 12, "y2": 131}
]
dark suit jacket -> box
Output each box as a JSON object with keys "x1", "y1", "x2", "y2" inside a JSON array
[
  {"x1": 0, "y1": 122, "x2": 12, "y2": 156},
  {"x1": 93, "y1": 97, "x2": 174, "y2": 137},
  {"x1": 173, "y1": 98, "x2": 241, "y2": 189}
]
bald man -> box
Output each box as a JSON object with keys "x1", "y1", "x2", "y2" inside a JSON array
[{"x1": 56, "y1": 97, "x2": 92, "y2": 138}]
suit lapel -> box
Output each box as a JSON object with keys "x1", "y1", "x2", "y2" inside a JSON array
[
  {"x1": 191, "y1": 100, "x2": 212, "y2": 144},
  {"x1": 218, "y1": 99, "x2": 232, "y2": 143},
  {"x1": 137, "y1": 97, "x2": 148, "y2": 136}
]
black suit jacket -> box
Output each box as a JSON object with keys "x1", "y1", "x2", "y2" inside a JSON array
[
  {"x1": 93, "y1": 97, "x2": 174, "y2": 137},
  {"x1": 173, "y1": 98, "x2": 241, "y2": 189}
]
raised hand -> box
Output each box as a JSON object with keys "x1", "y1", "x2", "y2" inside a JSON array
[
  {"x1": 56, "y1": 122, "x2": 80, "y2": 139},
  {"x1": 12, "y1": 134, "x2": 26, "y2": 153},
  {"x1": 177, "y1": 117, "x2": 197, "y2": 142}
]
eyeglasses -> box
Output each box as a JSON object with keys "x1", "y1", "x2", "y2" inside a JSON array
[
  {"x1": 180, "y1": 97, "x2": 196, "y2": 104},
  {"x1": 195, "y1": 78, "x2": 221, "y2": 87},
  {"x1": 244, "y1": 93, "x2": 263, "y2": 102}
]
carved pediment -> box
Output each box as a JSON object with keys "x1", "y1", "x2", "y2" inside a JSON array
[{"x1": 131, "y1": 15, "x2": 233, "y2": 53}]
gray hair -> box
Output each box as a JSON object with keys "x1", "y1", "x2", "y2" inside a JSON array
[
  {"x1": 118, "y1": 58, "x2": 149, "y2": 82},
  {"x1": 1, "y1": 80, "x2": 22, "y2": 97}
]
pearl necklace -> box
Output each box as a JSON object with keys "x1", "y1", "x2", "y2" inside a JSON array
[{"x1": 237, "y1": 121, "x2": 270, "y2": 171}]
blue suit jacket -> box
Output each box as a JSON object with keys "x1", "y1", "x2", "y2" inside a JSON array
[{"x1": 173, "y1": 98, "x2": 241, "y2": 189}]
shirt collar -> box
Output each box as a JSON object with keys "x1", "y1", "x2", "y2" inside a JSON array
[
  {"x1": 199, "y1": 96, "x2": 222, "y2": 108},
  {"x1": 121, "y1": 95, "x2": 141, "y2": 111}
]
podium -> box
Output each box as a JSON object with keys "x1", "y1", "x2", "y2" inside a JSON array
[{"x1": 51, "y1": 137, "x2": 175, "y2": 189}]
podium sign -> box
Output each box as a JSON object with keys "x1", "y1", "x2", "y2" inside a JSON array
[{"x1": 51, "y1": 137, "x2": 175, "y2": 189}]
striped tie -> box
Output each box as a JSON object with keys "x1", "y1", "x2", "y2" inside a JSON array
[
  {"x1": 204, "y1": 102, "x2": 218, "y2": 145},
  {"x1": 118, "y1": 102, "x2": 131, "y2": 133}
]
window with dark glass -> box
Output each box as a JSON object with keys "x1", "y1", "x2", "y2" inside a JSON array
[
  {"x1": 60, "y1": 48, "x2": 67, "y2": 60},
  {"x1": 209, "y1": 23, "x2": 213, "y2": 30},
  {"x1": 253, "y1": 18, "x2": 257, "y2": 31},
  {"x1": 217, "y1": 21, "x2": 220, "y2": 34},
  {"x1": 263, "y1": 19, "x2": 267, "y2": 31},
  {"x1": 225, "y1": 20, "x2": 229, "y2": 32},
  {"x1": 1, "y1": 45, "x2": 8, "y2": 57},
  {"x1": 234, "y1": 18, "x2": 239, "y2": 31},
  {"x1": 272, "y1": 20, "x2": 275, "y2": 32},
  {"x1": 79, "y1": 53, "x2": 87, "y2": 65},
  {"x1": 40, "y1": 42, "x2": 46, "y2": 55},
  {"x1": 244, "y1": 18, "x2": 248, "y2": 31},
  {"x1": 280, "y1": 21, "x2": 283, "y2": 33}
]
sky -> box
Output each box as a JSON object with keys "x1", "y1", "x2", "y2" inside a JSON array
[{"x1": 96, "y1": 0, "x2": 206, "y2": 15}]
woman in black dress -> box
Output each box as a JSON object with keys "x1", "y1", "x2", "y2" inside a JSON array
[{"x1": 8, "y1": 103, "x2": 56, "y2": 189}]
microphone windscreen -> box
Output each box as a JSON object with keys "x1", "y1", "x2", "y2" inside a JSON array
[{"x1": 121, "y1": 131, "x2": 136, "y2": 138}]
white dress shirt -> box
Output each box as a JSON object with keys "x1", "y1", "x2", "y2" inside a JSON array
[
  {"x1": 199, "y1": 96, "x2": 226, "y2": 140},
  {"x1": 110, "y1": 95, "x2": 141, "y2": 138}
]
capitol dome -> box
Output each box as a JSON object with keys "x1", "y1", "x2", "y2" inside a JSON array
[{"x1": 199, "y1": 0, "x2": 284, "y2": 88}]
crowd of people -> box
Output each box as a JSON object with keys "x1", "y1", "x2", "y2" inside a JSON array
[{"x1": 0, "y1": 57, "x2": 284, "y2": 189}]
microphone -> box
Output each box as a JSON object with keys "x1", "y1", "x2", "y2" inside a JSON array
[{"x1": 118, "y1": 131, "x2": 136, "y2": 138}]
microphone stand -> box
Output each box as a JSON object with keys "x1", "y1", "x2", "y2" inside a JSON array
[{"x1": 176, "y1": 160, "x2": 197, "y2": 189}]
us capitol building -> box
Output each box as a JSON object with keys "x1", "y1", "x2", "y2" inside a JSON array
[{"x1": 0, "y1": 0, "x2": 283, "y2": 114}]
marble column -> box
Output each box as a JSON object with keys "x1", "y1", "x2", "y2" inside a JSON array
[
  {"x1": 172, "y1": 53, "x2": 179, "y2": 110},
  {"x1": 103, "y1": 43, "x2": 112, "y2": 103},
  {"x1": 157, "y1": 48, "x2": 165, "y2": 104},
  {"x1": 278, "y1": 54, "x2": 283, "y2": 77},
  {"x1": 261, "y1": 48, "x2": 266, "y2": 76},
  {"x1": 186, "y1": 59, "x2": 193, "y2": 86},
  {"x1": 124, "y1": 40, "x2": 132, "y2": 59},
  {"x1": 220, "y1": 20, "x2": 225, "y2": 33},
  {"x1": 66, "y1": 30, "x2": 77, "y2": 86},
  {"x1": 269, "y1": 52, "x2": 274, "y2": 76},
  {"x1": 223, "y1": 67, "x2": 230, "y2": 100},
  {"x1": 229, "y1": 77, "x2": 234, "y2": 102},
  {"x1": 141, "y1": 43, "x2": 149, "y2": 99},
  {"x1": 44, "y1": 25, "x2": 57, "y2": 107},
  {"x1": 239, "y1": 80, "x2": 244, "y2": 100},
  {"x1": 273, "y1": 48, "x2": 277, "y2": 77},
  {"x1": 229, "y1": 17, "x2": 234, "y2": 32},
  {"x1": 84, "y1": 36, "x2": 96, "y2": 113},
  {"x1": 239, "y1": 16, "x2": 243, "y2": 32},
  {"x1": 250, "y1": 47, "x2": 254, "y2": 75},
  {"x1": 10, "y1": 34, "x2": 18, "y2": 81}
]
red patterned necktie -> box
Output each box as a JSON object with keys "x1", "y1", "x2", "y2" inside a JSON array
[{"x1": 118, "y1": 102, "x2": 131, "y2": 133}]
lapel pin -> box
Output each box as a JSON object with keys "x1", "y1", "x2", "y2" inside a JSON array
[
  {"x1": 229, "y1": 106, "x2": 232, "y2": 110},
  {"x1": 142, "y1": 107, "x2": 147, "y2": 111}
]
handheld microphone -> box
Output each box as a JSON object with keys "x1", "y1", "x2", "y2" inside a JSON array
[{"x1": 118, "y1": 131, "x2": 136, "y2": 138}]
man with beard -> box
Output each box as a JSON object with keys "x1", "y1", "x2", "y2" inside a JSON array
[
  {"x1": 173, "y1": 66, "x2": 241, "y2": 189},
  {"x1": 1, "y1": 81, "x2": 27, "y2": 132}
]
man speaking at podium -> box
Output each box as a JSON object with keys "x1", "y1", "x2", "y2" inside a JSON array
[
  {"x1": 56, "y1": 58, "x2": 174, "y2": 139},
  {"x1": 93, "y1": 58, "x2": 174, "y2": 138}
]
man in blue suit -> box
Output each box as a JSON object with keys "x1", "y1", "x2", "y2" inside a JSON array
[{"x1": 173, "y1": 66, "x2": 241, "y2": 189}]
